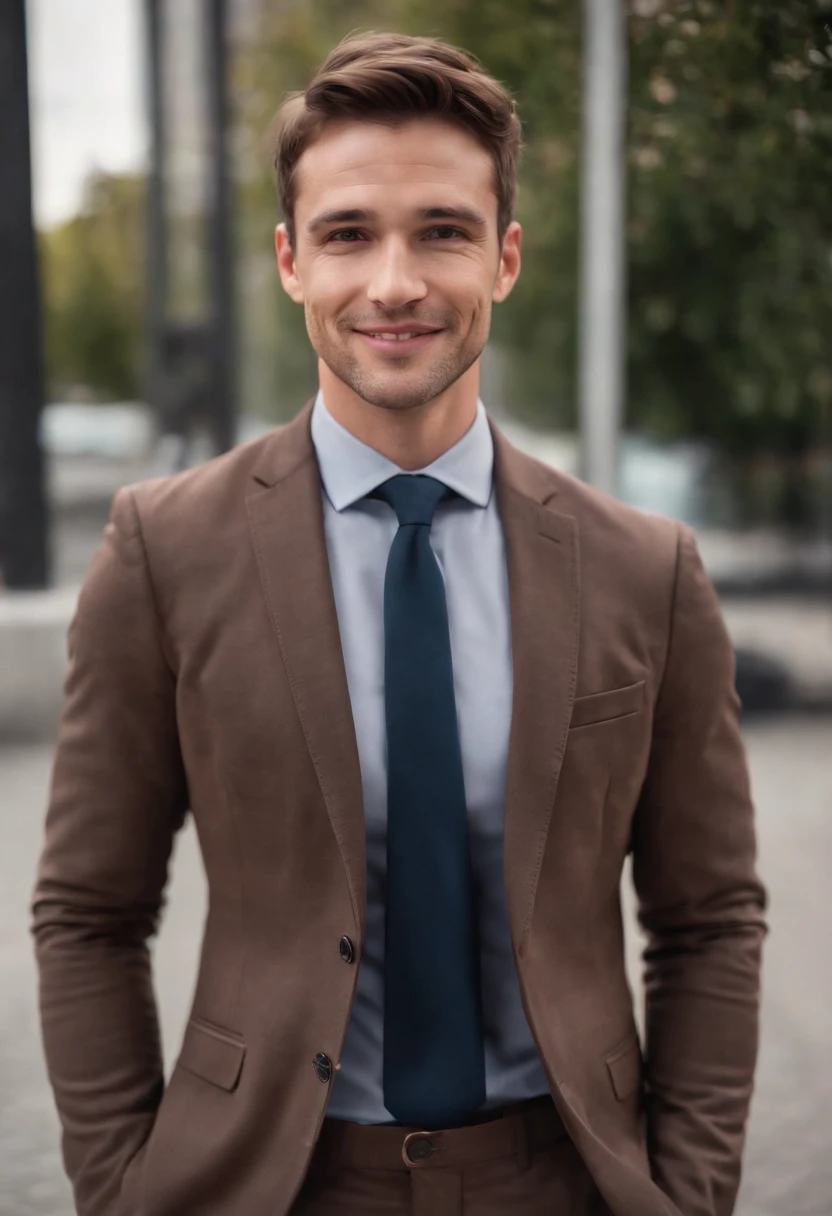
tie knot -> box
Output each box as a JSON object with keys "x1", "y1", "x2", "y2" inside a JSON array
[{"x1": 370, "y1": 474, "x2": 452, "y2": 528}]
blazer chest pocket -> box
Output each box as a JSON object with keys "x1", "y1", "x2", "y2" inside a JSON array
[
  {"x1": 178, "y1": 1016, "x2": 246, "y2": 1092},
  {"x1": 570, "y1": 680, "x2": 645, "y2": 730},
  {"x1": 605, "y1": 1032, "x2": 642, "y2": 1101}
]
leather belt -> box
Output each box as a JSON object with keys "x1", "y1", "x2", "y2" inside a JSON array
[{"x1": 314, "y1": 1093, "x2": 566, "y2": 1172}]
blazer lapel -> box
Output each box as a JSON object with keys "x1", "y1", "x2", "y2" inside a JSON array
[
  {"x1": 246, "y1": 400, "x2": 367, "y2": 937},
  {"x1": 490, "y1": 421, "x2": 581, "y2": 959}
]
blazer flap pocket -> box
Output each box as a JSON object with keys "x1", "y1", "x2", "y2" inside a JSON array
[
  {"x1": 178, "y1": 1017, "x2": 246, "y2": 1092},
  {"x1": 605, "y1": 1033, "x2": 642, "y2": 1101},
  {"x1": 570, "y1": 680, "x2": 645, "y2": 730}
]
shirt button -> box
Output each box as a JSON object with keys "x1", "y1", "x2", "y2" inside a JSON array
[
  {"x1": 313, "y1": 1053, "x2": 332, "y2": 1083},
  {"x1": 339, "y1": 936, "x2": 356, "y2": 964}
]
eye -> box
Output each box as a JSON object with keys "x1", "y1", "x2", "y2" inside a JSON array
[
  {"x1": 425, "y1": 226, "x2": 467, "y2": 240},
  {"x1": 327, "y1": 229, "x2": 366, "y2": 243}
]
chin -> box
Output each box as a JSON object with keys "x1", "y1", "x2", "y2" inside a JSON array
[
  {"x1": 318, "y1": 337, "x2": 479, "y2": 411},
  {"x1": 352, "y1": 380, "x2": 437, "y2": 411}
]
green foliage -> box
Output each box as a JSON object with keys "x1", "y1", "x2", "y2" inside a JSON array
[
  {"x1": 40, "y1": 172, "x2": 146, "y2": 401},
  {"x1": 627, "y1": 0, "x2": 832, "y2": 459}
]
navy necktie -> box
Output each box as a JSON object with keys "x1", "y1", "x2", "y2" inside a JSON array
[{"x1": 370, "y1": 474, "x2": 486, "y2": 1130}]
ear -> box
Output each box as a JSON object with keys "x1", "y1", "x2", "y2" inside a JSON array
[
  {"x1": 276, "y1": 224, "x2": 304, "y2": 304},
  {"x1": 492, "y1": 221, "x2": 522, "y2": 303}
]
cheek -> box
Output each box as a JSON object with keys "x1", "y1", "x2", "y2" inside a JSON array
[
  {"x1": 464, "y1": 292, "x2": 492, "y2": 330},
  {"x1": 298, "y1": 258, "x2": 358, "y2": 312},
  {"x1": 436, "y1": 263, "x2": 493, "y2": 312},
  {"x1": 315, "y1": 261, "x2": 359, "y2": 297},
  {"x1": 302, "y1": 252, "x2": 495, "y2": 325}
]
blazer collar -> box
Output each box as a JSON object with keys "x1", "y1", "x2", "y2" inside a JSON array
[
  {"x1": 251, "y1": 396, "x2": 561, "y2": 514},
  {"x1": 309, "y1": 390, "x2": 494, "y2": 511}
]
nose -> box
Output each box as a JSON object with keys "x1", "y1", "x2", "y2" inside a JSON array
[{"x1": 366, "y1": 238, "x2": 428, "y2": 309}]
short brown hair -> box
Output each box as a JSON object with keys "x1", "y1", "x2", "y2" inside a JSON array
[{"x1": 271, "y1": 32, "x2": 522, "y2": 247}]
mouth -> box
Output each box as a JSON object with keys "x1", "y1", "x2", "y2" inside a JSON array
[{"x1": 354, "y1": 327, "x2": 445, "y2": 354}]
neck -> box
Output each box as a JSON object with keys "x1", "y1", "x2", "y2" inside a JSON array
[{"x1": 318, "y1": 361, "x2": 480, "y2": 470}]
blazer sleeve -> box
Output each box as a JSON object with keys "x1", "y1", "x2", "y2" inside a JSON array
[
  {"x1": 631, "y1": 523, "x2": 767, "y2": 1216},
  {"x1": 31, "y1": 486, "x2": 189, "y2": 1216}
]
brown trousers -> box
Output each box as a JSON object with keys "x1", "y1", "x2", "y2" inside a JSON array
[{"x1": 292, "y1": 1096, "x2": 612, "y2": 1216}]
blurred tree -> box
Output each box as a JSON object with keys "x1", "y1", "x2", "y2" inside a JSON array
[
  {"x1": 628, "y1": 0, "x2": 832, "y2": 521},
  {"x1": 40, "y1": 172, "x2": 145, "y2": 401},
  {"x1": 632, "y1": 1, "x2": 832, "y2": 522}
]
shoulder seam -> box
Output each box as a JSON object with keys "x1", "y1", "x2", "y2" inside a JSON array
[
  {"x1": 654, "y1": 520, "x2": 685, "y2": 716},
  {"x1": 122, "y1": 486, "x2": 178, "y2": 677}
]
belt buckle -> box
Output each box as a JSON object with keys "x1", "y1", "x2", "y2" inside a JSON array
[{"x1": 402, "y1": 1130, "x2": 437, "y2": 1166}]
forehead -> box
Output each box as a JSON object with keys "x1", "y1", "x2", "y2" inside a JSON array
[{"x1": 293, "y1": 118, "x2": 497, "y2": 222}]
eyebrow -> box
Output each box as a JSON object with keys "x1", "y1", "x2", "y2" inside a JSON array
[{"x1": 306, "y1": 205, "x2": 488, "y2": 234}]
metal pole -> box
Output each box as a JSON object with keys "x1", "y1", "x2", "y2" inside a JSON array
[
  {"x1": 0, "y1": 0, "x2": 49, "y2": 588},
  {"x1": 206, "y1": 0, "x2": 236, "y2": 454},
  {"x1": 577, "y1": 0, "x2": 629, "y2": 495},
  {"x1": 144, "y1": 0, "x2": 167, "y2": 419}
]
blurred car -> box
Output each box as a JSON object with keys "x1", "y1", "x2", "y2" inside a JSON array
[
  {"x1": 40, "y1": 403, "x2": 272, "y2": 496},
  {"x1": 499, "y1": 419, "x2": 731, "y2": 529},
  {"x1": 502, "y1": 419, "x2": 831, "y2": 591},
  {"x1": 40, "y1": 402, "x2": 156, "y2": 460}
]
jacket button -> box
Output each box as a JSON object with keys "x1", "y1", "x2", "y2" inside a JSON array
[
  {"x1": 313, "y1": 1053, "x2": 333, "y2": 1083},
  {"x1": 339, "y1": 936, "x2": 356, "y2": 964}
]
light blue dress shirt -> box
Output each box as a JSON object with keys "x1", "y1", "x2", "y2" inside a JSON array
[{"x1": 310, "y1": 390, "x2": 549, "y2": 1124}]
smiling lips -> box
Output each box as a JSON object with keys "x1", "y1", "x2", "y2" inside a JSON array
[
  {"x1": 354, "y1": 325, "x2": 444, "y2": 352},
  {"x1": 365, "y1": 331, "x2": 431, "y2": 341}
]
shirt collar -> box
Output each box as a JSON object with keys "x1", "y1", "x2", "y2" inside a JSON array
[{"x1": 310, "y1": 389, "x2": 494, "y2": 512}]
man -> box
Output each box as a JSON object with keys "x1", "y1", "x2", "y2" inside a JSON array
[{"x1": 32, "y1": 31, "x2": 766, "y2": 1216}]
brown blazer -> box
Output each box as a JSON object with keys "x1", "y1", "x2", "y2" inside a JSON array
[{"x1": 32, "y1": 399, "x2": 766, "y2": 1216}]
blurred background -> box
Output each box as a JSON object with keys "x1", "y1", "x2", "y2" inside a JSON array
[{"x1": 0, "y1": 2, "x2": 830, "y2": 1214}]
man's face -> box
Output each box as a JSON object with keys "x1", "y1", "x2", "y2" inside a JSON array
[{"x1": 276, "y1": 118, "x2": 521, "y2": 411}]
